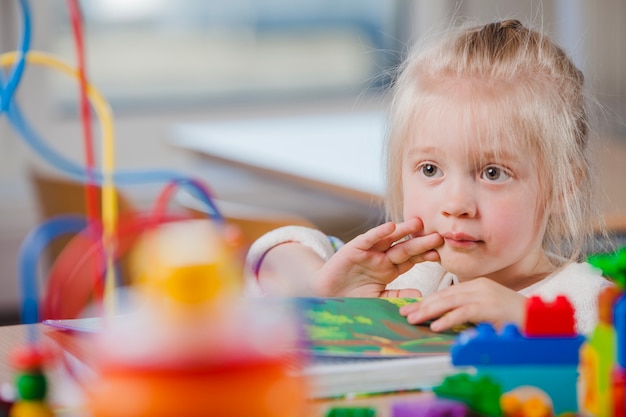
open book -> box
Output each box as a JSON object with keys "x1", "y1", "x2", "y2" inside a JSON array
[{"x1": 295, "y1": 297, "x2": 470, "y2": 398}]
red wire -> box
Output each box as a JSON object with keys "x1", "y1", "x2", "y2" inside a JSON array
[
  {"x1": 66, "y1": 0, "x2": 99, "y2": 223},
  {"x1": 43, "y1": 213, "x2": 191, "y2": 320}
]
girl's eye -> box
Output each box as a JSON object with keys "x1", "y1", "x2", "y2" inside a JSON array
[
  {"x1": 481, "y1": 166, "x2": 511, "y2": 182},
  {"x1": 419, "y1": 163, "x2": 441, "y2": 178}
]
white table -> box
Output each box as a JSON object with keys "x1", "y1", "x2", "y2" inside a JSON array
[{"x1": 169, "y1": 111, "x2": 387, "y2": 203}]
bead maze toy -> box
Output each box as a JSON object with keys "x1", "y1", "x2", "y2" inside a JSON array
[{"x1": 2, "y1": 1, "x2": 308, "y2": 416}]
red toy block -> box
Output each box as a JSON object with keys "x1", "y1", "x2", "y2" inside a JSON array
[
  {"x1": 523, "y1": 295, "x2": 576, "y2": 337},
  {"x1": 613, "y1": 367, "x2": 626, "y2": 417}
]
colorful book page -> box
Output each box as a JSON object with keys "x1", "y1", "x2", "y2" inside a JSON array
[{"x1": 298, "y1": 297, "x2": 459, "y2": 358}]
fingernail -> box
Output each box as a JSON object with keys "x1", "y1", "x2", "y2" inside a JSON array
[{"x1": 406, "y1": 313, "x2": 421, "y2": 324}]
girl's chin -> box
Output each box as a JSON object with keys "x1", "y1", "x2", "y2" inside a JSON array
[{"x1": 439, "y1": 258, "x2": 486, "y2": 279}]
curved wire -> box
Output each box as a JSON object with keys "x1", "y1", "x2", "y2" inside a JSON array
[
  {"x1": 18, "y1": 215, "x2": 88, "y2": 326},
  {"x1": 152, "y1": 177, "x2": 223, "y2": 224},
  {"x1": 0, "y1": 0, "x2": 30, "y2": 113},
  {"x1": 66, "y1": 0, "x2": 99, "y2": 223},
  {"x1": 1, "y1": 52, "x2": 220, "y2": 214}
]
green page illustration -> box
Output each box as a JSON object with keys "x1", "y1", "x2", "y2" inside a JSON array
[{"x1": 297, "y1": 297, "x2": 460, "y2": 357}]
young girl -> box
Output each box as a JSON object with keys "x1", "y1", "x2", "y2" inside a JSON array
[{"x1": 244, "y1": 19, "x2": 613, "y2": 334}]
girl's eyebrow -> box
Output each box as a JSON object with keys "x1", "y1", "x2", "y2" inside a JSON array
[
  {"x1": 479, "y1": 149, "x2": 521, "y2": 163},
  {"x1": 405, "y1": 146, "x2": 520, "y2": 162},
  {"x1": 405, "y1": 145, "x2": 439, "y2": 157}
]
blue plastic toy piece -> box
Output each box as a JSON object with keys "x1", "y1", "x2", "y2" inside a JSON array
[
  {"x1": 615, "y1": 294, "x2": 626, "y2": 368},
  {"x1": 451, "y1": 323, "x2": 585, "y2": 366}
]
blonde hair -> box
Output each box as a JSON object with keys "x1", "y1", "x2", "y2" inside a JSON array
[{"x1": 384, "y1": 19, "x2": 599, "y2": 263}]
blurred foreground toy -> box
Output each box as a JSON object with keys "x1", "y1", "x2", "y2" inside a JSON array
[
  {"x1": 391, "y1": 396, "x2": 468, "y2": 417},
  {"x1": 325, "y1": 406, "x2": 376, "y2": 417},
  {"x1": 450, "y1": 296, "x2": 583, "y2": 415},
  {"x1": 500, "y1": 386, "x2": 554, "y2": 417},
  {"x1": 8, "y1": 346, "x2": 54, "y2": 417},
  {"x1": 433, "y1": 373, "x2": 502, "y2": 417},
  {"x1": 86, "y1": 219, "x2": 308, "y2": 417},
  {"x1": 580, "y1": 249, "x2": 626, "y2": 417}
]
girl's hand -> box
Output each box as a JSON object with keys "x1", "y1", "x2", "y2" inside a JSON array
[
  {"x1": 398, "y1": 278, "x2": 526, "y2": 331},
  {"x1": 312, "y1": 217, "x2": 443, "y2": 297}
]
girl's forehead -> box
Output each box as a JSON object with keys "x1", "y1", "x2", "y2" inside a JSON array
[
  {"x1": 406, "y1": 90, "x2": 533, "y2": 157},
  {"x1": 409, "y1": 118, "x2": 524, "y2": 157}
]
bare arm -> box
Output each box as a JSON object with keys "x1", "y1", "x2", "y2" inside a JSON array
[
  {"x1": 256, "y1": 242, "x2": 325, "y2": 296},
  {"x1": 252, "y1": 218, "x2": 443, "y2": 298}
]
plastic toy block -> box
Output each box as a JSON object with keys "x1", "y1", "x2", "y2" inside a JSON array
[
  {"x1": 326, "y1": 407, "x2": 376, "y2": 417},
  {"x1": 451, "y1": 323, "x2": 585, "y2": 366},
  {"x1": 432, "y1": 373, "x2": 502, "y2": 417},
  {"x1": 523, "y1": 295, "x2": 576, "y2": 337},
  {"x1": 612, "y1": 367, "x2": 626, "y2": 417},
  {"x1": 391, "y1": 397, "x2": 468, "y2": 417},
  {"x1": 580, "y1": 343, "x2": 605, "y2": 417},
  {"x1": 614, "y1": 294, "x2": 626, "y2": 368},
  {"x1": 475, "y1": 365, "x2": 578, "y2": 415},
  {"x1": 588, "y1": 247, "x2": 626, "y2": 288},
  {"x1": 598, "y1": 286, "x2": 622, "y2": 325},
  {"x1": 501, "y1": 391, "x2": 552, "y2": 417},
  {"x1": 580, "y1": 322, "x2": 616, "y2": 417}
]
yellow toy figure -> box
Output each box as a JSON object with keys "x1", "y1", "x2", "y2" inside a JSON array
[
  {"x1": 85, "y1": 218, "x2": 308, "y2": 417},
  {"x1": 9, "y1": 346, "x2": 55, "y2": 417}
]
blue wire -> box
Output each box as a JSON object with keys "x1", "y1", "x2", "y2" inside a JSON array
[
  {"x1": 8, "y1": 0, "x2": 223, "y2": 329},
  {"x1": 167, "y1": 177, "x2": 223, "y2": 222},
  {"x1": 17, "y1": 215, "x2": 88, "y2": 325},
  {"x1": 7, "y1": 100, "x2": 183, "y2": 183},
  {"x1": 0, "y1": 0, "x2": 222, "y2": 220},
  {"x1": 0, "y1": 0, "x2": 30, "y2": 113}
]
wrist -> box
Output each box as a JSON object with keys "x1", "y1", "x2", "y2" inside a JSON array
[{"x1": 244, "y1": 226, "x2": 341, "y2": 296}]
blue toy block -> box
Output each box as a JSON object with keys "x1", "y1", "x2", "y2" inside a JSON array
[
  {"x1": 614, "y1": 294, "x2": 626, "y2": 368},
  {"x1": 451, "y1": 323, "x2": 585, "y2": 366},
  {"x1": 475, "y1": 365, "x2": 578, "y2": 415}
]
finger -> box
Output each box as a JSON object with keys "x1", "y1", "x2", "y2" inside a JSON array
[
  {"x1": 370, "y1": 218, "x2": 426, "y2": 252},
  {"x1": 385, "y1": 233, "x2": 443, "y2": 265},
  {"x1": 428, "y1": 305, "x2": 479, "y2": 332},
  {"x1": 351, "y1": 222, "x2": 397, "y2": 251},
  {"x1": 409, "y1": 249, "x2": 441, "y2": 264},
  {"x1": 404, "y1": 288, "x2": 471, "y2": 325},
  {"x1": 398, "y1": 301, "x2": 421, "y2": 316},
  {"x1": 381, "y1": 288, "x2": 422, "y2": 299}
]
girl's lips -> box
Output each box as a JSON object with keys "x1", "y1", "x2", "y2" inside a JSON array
[
  {"x1": 442, "y1": 232, "x2": 479, "y2": 242},
  {"x1": 441, "y1": 232, "x2": 482, "y2": 249}
]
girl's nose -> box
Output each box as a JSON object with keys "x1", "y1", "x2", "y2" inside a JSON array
[{"x1": 441, "y1": 180, "x2": 477, "y2": 218}]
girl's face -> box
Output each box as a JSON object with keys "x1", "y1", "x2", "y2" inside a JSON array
[{"x1": 401, "y1": 98, "x2": 552, "y2": 289}]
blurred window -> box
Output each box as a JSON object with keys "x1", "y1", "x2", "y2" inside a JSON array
[{"x1": 49, "y1": 0, "x2": 404, "y2": 110}]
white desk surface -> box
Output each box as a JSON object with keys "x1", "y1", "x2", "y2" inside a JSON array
[{"x1": 169, "y1": 111, "x2": 387, "y2": 202}]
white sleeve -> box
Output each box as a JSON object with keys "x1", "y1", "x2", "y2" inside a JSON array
[{"x1": 243, "y1": 226, "x2": 343, "y2": 297}]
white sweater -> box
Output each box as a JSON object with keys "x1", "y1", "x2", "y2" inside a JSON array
[{"x1": 245, "y1": 226, "x2": 613, "y2": 334}]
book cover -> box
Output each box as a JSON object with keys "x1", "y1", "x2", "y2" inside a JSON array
[
  {"x1": 298, "y1": 297, "x2": 458, "y2": 358},
  {"x1": 295, "y1": 297, "x2": 470, "y2": 398}
]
